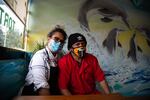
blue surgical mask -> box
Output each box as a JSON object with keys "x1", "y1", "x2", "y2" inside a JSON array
[{"x1": 48, "y1": 39, "x2": 61, "y2": 52}]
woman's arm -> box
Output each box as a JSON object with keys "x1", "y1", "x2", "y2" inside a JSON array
[{"x1": 27, "y1": 51, "x2": 50, "y2": 95}]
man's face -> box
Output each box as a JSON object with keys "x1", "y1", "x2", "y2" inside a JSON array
[{"x1": 71, "y1": 41, "x2": 86, "y2": 58}]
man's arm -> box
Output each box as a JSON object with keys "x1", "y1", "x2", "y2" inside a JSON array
[
  {"x1": 58, "y1": 57, "x2": 71, "y2": 95},
  {"x1": 60, "y1": 89, "x2": 72, "y2": 95},
  {"x1": 99, "y1": 80, "x2": 110, "y2": 94},
  {"x1": 92, "y1": 57, "x2": 111, "y2": 94}
]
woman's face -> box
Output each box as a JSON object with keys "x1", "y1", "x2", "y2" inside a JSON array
[
  {"x1": 48, "y1": 32, "x2": 65, "y2": 44},
  {"x1": 47, "y1": 32, "x2": 65, "y2": 52}
]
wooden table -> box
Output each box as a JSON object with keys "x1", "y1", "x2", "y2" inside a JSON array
[{"x1": 13, "y1": 93, "x2": 149, "y2": 100}]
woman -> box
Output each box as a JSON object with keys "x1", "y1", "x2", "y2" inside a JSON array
[{"x1": 22, "y1": 26, "x2": 67, "y2": 95}]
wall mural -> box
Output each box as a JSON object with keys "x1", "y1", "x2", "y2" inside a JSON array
[{"x1": 27, "y1": 0, "x2": 150, "y2": 96}]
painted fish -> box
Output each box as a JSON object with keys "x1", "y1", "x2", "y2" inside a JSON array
[
  {"x1": 103, "y1": 28, "x2": 124, "y2": 54},
  {"x1": 127, "y1": 33, "x2": 137, "y2": 62},
  {"x1": 136, "y1": 26, "x2": 150, "y2": 47}
]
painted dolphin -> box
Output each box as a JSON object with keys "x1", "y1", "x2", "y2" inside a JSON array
[
  {"x1": 78, "y1": 0, "x2": 131, "y2": 31},
  {"x1": 102, "y1": 28, "x2": 124, "y2": 54},
  {"x1": 127, "y1": 33, "x2": 137, "y2": 62},
  {"x1": 136, "y1": 26, "x2": 150, "y2": 47}
]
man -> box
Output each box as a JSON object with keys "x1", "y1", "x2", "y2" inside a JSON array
[{"x1": 58, "y1": 33, "x2": 110, "y2": 95}]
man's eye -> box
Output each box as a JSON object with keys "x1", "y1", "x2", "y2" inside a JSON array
[{"x1": 75, "y1": 43, "x2": 79, "y2": 45}]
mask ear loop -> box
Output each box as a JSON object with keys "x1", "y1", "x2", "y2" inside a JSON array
[{"x1": 70, "y1": 47, "x2": 78, "y2": 57}]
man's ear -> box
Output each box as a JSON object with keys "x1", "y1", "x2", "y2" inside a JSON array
[
  {"x1": 85, "y1": 47, "x2": 87, "y2": 52},
  {"x1": 69, "y1": 48, "x2": 73, "y2": 51}
]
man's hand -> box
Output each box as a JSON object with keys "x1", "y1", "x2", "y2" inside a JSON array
[
  {"x1": 100, "y1": 80, "x2": 111, "y2": 94},
  {"x1": 38, "y1": 88, "x2": 50, "y2": 95},
  {"x1": 60, "y1": 89, "x2": 72, "y2": 95}
]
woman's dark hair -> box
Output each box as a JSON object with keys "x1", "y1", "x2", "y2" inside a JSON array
[{"x1": 47, "y1": 26, "x2": 67, "y2": 41}]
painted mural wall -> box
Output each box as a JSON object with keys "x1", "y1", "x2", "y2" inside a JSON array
[{"x1": 27, "y1": 0, "x2": 150, "y2": 96}]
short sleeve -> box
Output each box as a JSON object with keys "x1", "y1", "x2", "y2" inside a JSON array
[
  {"x1": 58, "y1": 57, "x2": 70, "y2": 89},
  {"x1": 93, "y1": 57, "x2": 105, "y2": 82}
]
